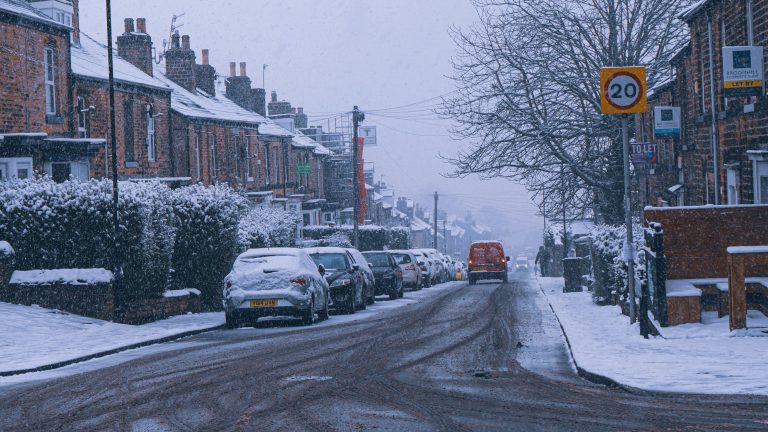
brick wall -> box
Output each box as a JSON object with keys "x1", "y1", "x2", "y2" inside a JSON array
[
  {"x1": 0, "y1": 16, "x2": 71, "y2": 135},
  {"x1": 73, "y1": 78, "x2": 172, "y2": 178},
  {"x1": 645, "y1": 205, "x2": 768, "y2": 279}
]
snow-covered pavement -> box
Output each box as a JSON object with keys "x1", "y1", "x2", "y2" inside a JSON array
[
  {"x1": 538, "y1": 276, "x2": 768, "y2": 395},
  {"x1": 0, "y1": 282, "x2": 459, "y2": 376}
]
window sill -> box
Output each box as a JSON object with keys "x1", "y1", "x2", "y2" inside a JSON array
[
  {"x1": 46, "y1": 115, "x2": 64, "y2": 124},
  {"x1": 125, "y1": 161, "x2": 139, "y2": 168}
]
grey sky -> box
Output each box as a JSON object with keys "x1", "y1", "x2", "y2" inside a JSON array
[{"x1": 79, "y1": 0, "x2": 542, "y2": 245}]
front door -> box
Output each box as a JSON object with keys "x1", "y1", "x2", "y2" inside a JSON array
[{"x1": 51, "y1": 162, "x2": 71, "y2": 183}]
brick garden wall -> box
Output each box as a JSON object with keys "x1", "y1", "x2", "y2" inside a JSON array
[{"x1": 645, "y1": 205, "x2": 768, "y2": 279}]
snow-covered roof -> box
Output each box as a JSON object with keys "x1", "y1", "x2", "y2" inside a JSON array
[
  {"x1": 392, "y1": 208, "x2": 407, "y2": 219},
  {"x1": 258, "y1": 117, "x2": 293, "y2": 138},
  {"x1": 291, "y1": 129, "x2": 331, "y2": 155},
  {"x1": 0, "y1": 0, "x2": 70, "y2": 29},
  {"x1": 155, "y1": 71, "x2": 261, "y2": 126},
  {"x1": 648, "y1": 75, "x2": 675, "y2": 99},
  {"x1": 679, "y1": 0, "x2": 710, "y2": 21},
  {"x1": 411, "y1": 216, "x2": 430, "y2": 232},
  {"x1": 72, "y1": 33, "x2": 170, "y2": 91}
]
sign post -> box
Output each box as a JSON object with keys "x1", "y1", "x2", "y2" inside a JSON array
[{"x1": 600, "y1": 66, "x2": 647, "y2": 324}]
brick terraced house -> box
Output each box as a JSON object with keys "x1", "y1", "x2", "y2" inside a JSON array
[{"x1": 636, "y1": 0, "x2": 768, "y2": 207}]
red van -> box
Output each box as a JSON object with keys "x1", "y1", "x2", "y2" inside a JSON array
[{"x1": 467, "y1": 241, "x2": 509, "y2": 285}]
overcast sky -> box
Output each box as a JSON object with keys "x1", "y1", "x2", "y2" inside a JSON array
[{"x1": 79, "y1": 0, "x2": 542, "y2": 246}]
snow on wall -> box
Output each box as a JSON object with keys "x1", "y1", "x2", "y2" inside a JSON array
[
  {"x1": 10, "y1": 268, "x2": 114, "y2": 286},
  {"x1": 0, "y1": 241, "x2": 13, "y2": 256}
]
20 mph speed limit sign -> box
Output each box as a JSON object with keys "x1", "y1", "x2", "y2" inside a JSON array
[{"x1": 600, "y1": 67, "x2": 647, "y2": 115}]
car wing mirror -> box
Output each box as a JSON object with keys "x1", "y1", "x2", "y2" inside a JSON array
[
  {"x1": 318, "y1": 264, "x2": 326, "y2": 276},
  {"x1": 506, "y1": 256, "x2": 511, "y2": 262},
  {"x1": 350, "y1": 264, "x2": 360, "y2": 273}
]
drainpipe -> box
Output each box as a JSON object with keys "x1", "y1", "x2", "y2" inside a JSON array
[{"x1": 707, "y1": 14, "x2": 720, "y2": 205}]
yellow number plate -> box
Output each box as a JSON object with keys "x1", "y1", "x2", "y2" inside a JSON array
[{"x1": 250, "y1": 299, "x2": 278, "y2": 307}]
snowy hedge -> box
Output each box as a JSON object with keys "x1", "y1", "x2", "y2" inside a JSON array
[
  {"x1": 0, "y1": 179, "x2": 300, "y2": 311},
  {"x1": 589, "y1": 222, "x2": 644, "y2": 305},
  {"x1": 0, "y1": 178, "x2": 175, "y2": 299},
  {"x1": 239, "y1": 206, "x2": 299, "y2": 250},
  {"x1": 169, "y1": 184, "x2": 248, "y2": 310},
  {"x1": 302, "y1": 225, "x2": 411, "y2": 251}
]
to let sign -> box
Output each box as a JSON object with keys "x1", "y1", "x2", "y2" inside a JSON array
[
  {"x1": 600, "y1": 67, "x2": 647, "y2": 115},
  {"x1": 723, "y1": 46, "x2": 764, "y2": 97},
  {"x1": 630, "y1": 142, "x2": 658, "y2": 165}
]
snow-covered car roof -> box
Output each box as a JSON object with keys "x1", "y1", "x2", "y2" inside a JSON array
[{"x1": 304, "y1": 247, "x2": 352, "y2": 255}]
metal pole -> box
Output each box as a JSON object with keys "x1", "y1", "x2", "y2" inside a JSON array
[
  {"x1": 106, "y1": 0, "x2": 121, "y2": 318},
  {"x1": 352, "y1": 106, "x2": 360, "y2": 249},
  {"x1": 622, "y1": 115, "x2": 637, "y2": 323},
  {"x1": 443, "y1": 220, "x2": 447, "y2": 254},
  {"x1": 433, "y1": 192, "x2": 438, "y2": 249},
  {"x1": 707, "y1": 16, "x2": 720, "y2": 205}
]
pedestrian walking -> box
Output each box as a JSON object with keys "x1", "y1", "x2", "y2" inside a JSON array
[{"x1": 535, "y1": 246, "x2": 550, "y2": 277}]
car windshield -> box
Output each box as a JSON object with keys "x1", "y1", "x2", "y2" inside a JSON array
[
  {"x1": 517, "y1": 257, "x2": 527, "y2": 263},
  {"x1": 310, "y1": 253, "x2": 348, "y2": 271},
  {"x1": 392, "y1": 254, "x2": 411, "y2": 264},
  {"x1": 233, "y1": 253, "x2": 297, "y2": 271},
  {"x1": 364, "y1": 253, "x2": 390, "y2": 267}
]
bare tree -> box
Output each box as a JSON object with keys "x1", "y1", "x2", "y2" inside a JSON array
[{"x1": 440, "y1": 0, "x2": 691, "y2": 225}]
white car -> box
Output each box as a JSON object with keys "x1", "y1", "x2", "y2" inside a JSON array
[
  {"x1": 410, "y1": 250, "x2": 433, "y2": 287},
  {"x1": 389, "y1": 250, "x2": 423, "y2": 290},
  {"x1": 223, "y1": 248, "x2": 329, "y2": 328},
  {"x1": 515, "y1": 256, "x2": 530, "y2": 271}
]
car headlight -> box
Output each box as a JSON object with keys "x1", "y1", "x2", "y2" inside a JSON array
[{"x1": 331, "y1": 278, "x2": 353, "y2": 287}]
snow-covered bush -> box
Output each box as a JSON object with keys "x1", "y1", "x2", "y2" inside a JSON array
[
  {"x1": 169, "y1": 184, "x2": 248, "y2": 310},
  {"x1": 238, "y1": 206, "x2": 300, "y2": 249},
  {"x1": 589, "y1": 222, "x2": 644, "y2": 305},
  {"x1": 0, "y1": 178, "x2": 175, "y2": 299},
  {"x1": 302, "y1": 225, "x2": 411, "y2": 251}
]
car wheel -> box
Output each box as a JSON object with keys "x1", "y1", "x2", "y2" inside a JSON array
[
  {"x1": 468, "y1": 275, "x2": 475, "y2": 285},
  {"x1": 389, "y1": 281, "x2": 399, "y2": 300},
  {"x1": 320, "y1": 295, "x2": 330, "y2": 321},
  {"x1": 344, "y1": 293, "x2": 356, "y2": 314},
  {"x1": 224, "y1": 311, "x2": 238, "y2": 329},
  {"x1": 301, "y1": 298, "x2": 315, "y2": 326},
  {"x1": 398, "y1": 280, "x2": 404, "y2": 298}
]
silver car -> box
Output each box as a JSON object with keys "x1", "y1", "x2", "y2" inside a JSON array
[
  {"x1": 223, "y1": 248, "x2": 330, "y2": 328},
  {"x1": 389, "y1": 250, "x2": 423, "y2": 290}
]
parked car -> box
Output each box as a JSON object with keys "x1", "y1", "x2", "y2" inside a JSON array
[
  {"x1": 411, "y1": 250, "x2": 433, "y2": 287},
  {"x1": 452, "y1": 260, "x2": 465, "y2": 281},
  {"x1": 362, "y1": 251, "x2": 404, "y2": 299},
  {"x1": 307, "y1": 247, "x2": 368, "y2": 313},
  {"x1": 345, "y1": 248, "x2": 377, "y2": 305},
  {"x1": 467, "y1": 241, "x2": 510, "y2": 285},
  {"x1": 418, "y1": 249, "x2": 445, "y2": 284},
  {"x1": 389, "y1": 250, "x2": 422, "y2": 290},
  {"x1": 515, "y1": 255, "x2": 530, "y2": 271},
  {"x1": 222, "y1": 248, "x2": 330, "y2": 328}
]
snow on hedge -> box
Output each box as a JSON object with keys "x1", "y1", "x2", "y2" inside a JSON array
[
  {"x1": 0, "y1": 241, "x2": 13, "y2": 256},
  {"x1": 589, "y1": 222, "x2": 644, "y2": 304},
  {"x1": 238, "y1": 206, "x2": 299, "y2": 250},
  {"x1": 10, "y1": 268, "x2": 114, "y2": 285}
]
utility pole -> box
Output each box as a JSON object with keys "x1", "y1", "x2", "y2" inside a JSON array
[
  {"x1": 443, "y1": 220, "x2": 447, "y2": 254},
  {"x1": 106, "y1": 0, "x2": 121, "y2": 318},
  {"x1": 433, "y1": 192, "x2": 438, "y2": 249},
  {"x1": 352, "y1": 106, "x2": 364, "y2": 249},
  {"x1": 622, "y1": 114, "x2": 637, "y2": 323},
  {"x1": 262, "y1": 64, "x2": 268, "y2": 89}
]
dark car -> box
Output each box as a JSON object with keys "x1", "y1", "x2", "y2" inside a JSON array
[
  {"x1": 307, "y1": 247, "x2": 367, "y2": 313},
  {"x1": 362, "y1": 251, "x2": 404, "y2": 300}
]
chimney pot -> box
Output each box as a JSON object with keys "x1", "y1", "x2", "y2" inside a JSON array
[
  {"x1": 201, "y1": 49, "x2": 209, "y2": 65},
  {"x1": 240, "y1": 62, "x2": 247, "y2": 77},
  {"x1": 136, "y1": 17, "x2": 146, "y2": 33},
  {"x1": 229, "y1": 62, "x2": 237, "y2": 77},
  {"x1": 171, "y1": 31, "x2": 180, "y2": 49},
  {"x1": 298, "y1": 107, "x2": 304, "y2": 114},
  {"x1": 291, "y1": 107, "x2": 297, "y2": 114},
  {"x1": 181, "y1": 35, "x2": 191, "y2": 50},
  {"x1": 124, "y1": 18, "x2": 135, "y2": 34}
]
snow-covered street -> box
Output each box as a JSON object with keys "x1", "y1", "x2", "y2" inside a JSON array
[
  {"x1": 539, "y1": 276, "x2": 768, "y2": 396},
  {"x1": 0, "y1": 282, "x2": 459, "y2": 377}
]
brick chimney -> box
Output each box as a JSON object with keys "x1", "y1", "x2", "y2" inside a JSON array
[
  {"x1": 116, "y1": 17, "x2": 153, "y2": 76},
  {"x1": 164, "y1": 32, "x2": 197, "y2": 92},
  {"x1": 194, "y1": 49, "x2": 216, "y2": 96},
  {"x1": 251, "y1": 88, "x2": 266, "y2": 117},
  {"x1": 267, "y1": 91, "x2": 292, "y2": 117},
  {"x1": 225, "y1": 61, "x2": 254, "y2": 111},
  {"x1": 71, "y1": 0, "x2": 80, "y2": 44},
  {"x1": 295, "y1": 107, "x2": 308, "y2": 129}
]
